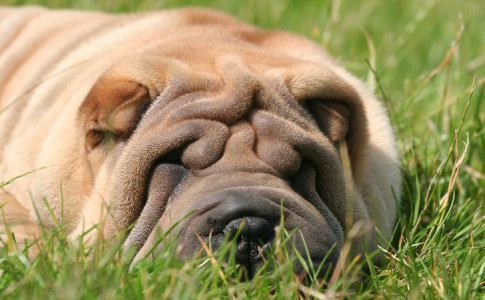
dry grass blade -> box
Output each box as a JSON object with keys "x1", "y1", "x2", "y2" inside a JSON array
[
  {"x1": 297, "y1": 284, "x2": 344, "y2": 300},
  {"x1": 439, "y1": 132, "x2": 469, "y2": 213},
  {"x1": 195, "y1": 234, "x2": 229, "y2": 288},
  {"x1": 410, "y1": 77, "x2": 475, "y2": 236},
  {"x1": 425, "y1": 23, "x2": 465, "y2": 84}
]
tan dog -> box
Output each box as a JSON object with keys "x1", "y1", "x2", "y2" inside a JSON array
[{"x1": 0, "y1": 7, "x2": 400, "y2": 274}]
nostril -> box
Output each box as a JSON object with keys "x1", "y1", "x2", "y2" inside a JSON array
[
  {"x1": 223, "y1": 217, "x2": 274, "y2": 243},
  {"x1": 220, "y1": 216, "x2": 275, "y2": 275}
]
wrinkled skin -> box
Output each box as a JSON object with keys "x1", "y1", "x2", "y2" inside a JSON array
[{"x1": 0, "y1": 7, "x2": 401, "y2": 276}]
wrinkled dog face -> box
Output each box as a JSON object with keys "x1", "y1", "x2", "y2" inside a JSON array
[{"x1": 78, "y1": 33, "x2": 367, "y2": 275}]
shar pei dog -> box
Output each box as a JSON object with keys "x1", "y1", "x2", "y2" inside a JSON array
[{"x1": 0, "y1": 7, "x2": 401, "y2": 275}]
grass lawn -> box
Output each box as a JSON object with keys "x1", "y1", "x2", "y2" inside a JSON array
[{"x1": 1, "y1": 0, "x2": 484, "y2": 299}]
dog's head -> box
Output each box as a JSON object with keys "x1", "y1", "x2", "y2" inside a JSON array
[{"x1": 77, "y1": 24, "x2": 370, "y2": 275}]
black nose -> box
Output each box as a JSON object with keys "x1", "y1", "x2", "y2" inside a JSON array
[{"x1": 212, "y1": 217, "x2": 274, "y2": 274}]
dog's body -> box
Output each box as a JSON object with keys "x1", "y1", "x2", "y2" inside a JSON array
[{"x1": 0, "y1": 7, "x2": 400, "y2": 273}]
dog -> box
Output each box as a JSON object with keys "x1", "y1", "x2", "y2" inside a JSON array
[{"x1": 0, "y1": 6, "x2": 400, "y2": 275}]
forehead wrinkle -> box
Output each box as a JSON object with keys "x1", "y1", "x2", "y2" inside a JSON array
[
  {"x1": 139, "y1": 66, "x2": 222, "y2": 126},
  {"x1": 135, "y1": 49, "x2": 324, "y2": 135}
]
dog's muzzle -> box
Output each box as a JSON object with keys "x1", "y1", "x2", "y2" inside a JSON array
[{"x1": 122, "y1": 168, "x2": 343, "y2": 277}]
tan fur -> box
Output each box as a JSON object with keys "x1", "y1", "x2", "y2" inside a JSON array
[{"x1": 0, "y1": 7, "x2": 400, "y2": 263}]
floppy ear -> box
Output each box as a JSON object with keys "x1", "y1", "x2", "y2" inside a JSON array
[
  {"x1": 79, "y1": 74, "x2": 151, "y2": 151},
  {"x1": 309, "y1": 95, "x2": 368, "y2": 185},
  {"x1": 288, "y1": 67, "x2": 369, "y2": 185},
  {"x1": 305, "y1": 100, "x2": 350, "y2": 143}
]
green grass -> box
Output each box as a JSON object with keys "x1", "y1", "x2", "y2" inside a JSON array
[{"x1": 1, "y1": 0, "x2": 484, "y2": 299}]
